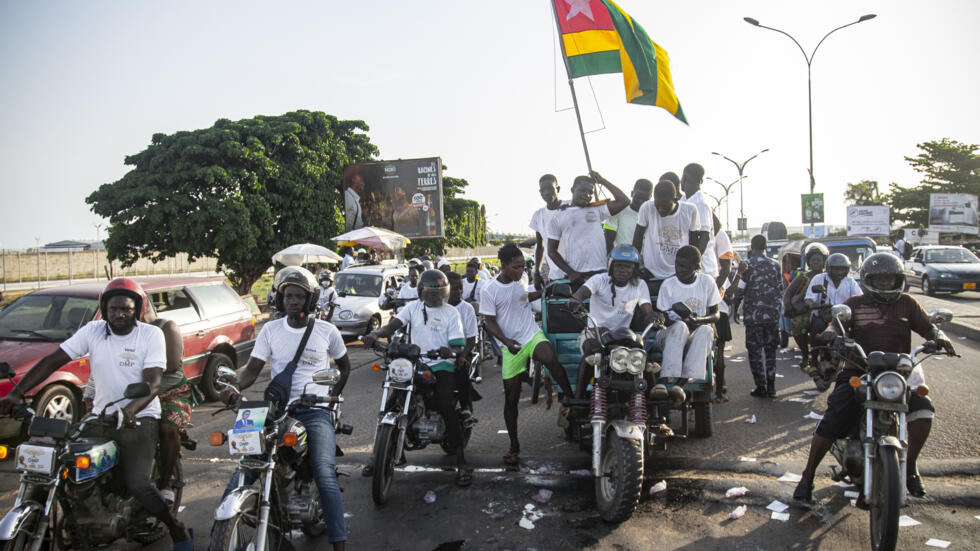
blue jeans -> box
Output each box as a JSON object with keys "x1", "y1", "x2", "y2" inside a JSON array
[{"x1": 223, "y1": 407, "x2": 346, "y2": 543}]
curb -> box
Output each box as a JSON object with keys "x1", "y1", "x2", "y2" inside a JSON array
[{"x1": 944, "y1": 319, "x2": 980, "y2": 341}]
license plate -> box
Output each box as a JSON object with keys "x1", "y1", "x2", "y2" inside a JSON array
[{"x1": 964, "y1": 282, "x2": 976, "y2": 290}]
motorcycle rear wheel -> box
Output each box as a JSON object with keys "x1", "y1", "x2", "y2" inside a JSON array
[
  {"x1": 595, "y1": 435, "x2": 644, "y2": 523},
  {"x1": 371, "y1": 424, "x2": 399, "y2": 506},
  {"x1": 869, "y1": 446, "x2": 901, "y2": 551},
  {"x1": 1, "y1": 509, "x2": 44, "y2": 551},
  {"x1": 210, "y1": 492, "x2": 280, "y2": 551}
]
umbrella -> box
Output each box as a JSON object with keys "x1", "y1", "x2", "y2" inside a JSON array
[
  {"x1": 272, "y1": 243, "x2": 342, "y2": 266},
  {"x1": 331, "y1": 226, "x2": 410, "y2": 251}
]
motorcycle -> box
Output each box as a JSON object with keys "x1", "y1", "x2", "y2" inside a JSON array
[
  {"x1": 0, "y1": 363, "x2": 184, "y2": 550},
  {"x1": 208, "y1": 366, "x2": 352, "y2": 551},
  {"x1": 368, "y1": 340, "x2": 474, "y2": 505},
  {"x1": 824, "y1": 305, "x2": 955, "y2": 551},
  {"x1": 805, "y1": 284, "x2": 844, "y2": 392}
]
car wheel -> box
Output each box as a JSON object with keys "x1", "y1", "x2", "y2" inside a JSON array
[
  {"x1": 33, "y1": 384, "x2": 80, "y2": 424},
  {"x1": 921, "y1": 276, "x2": 935, "y2": 297},
  {"x1": 201, "y1": 352, "x2": 235, "y2": 402}
]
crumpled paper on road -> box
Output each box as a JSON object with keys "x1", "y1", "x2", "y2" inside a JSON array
[
  {"x1": 804, "y1": 411, "x2": 824, "y2": 420},
  {"x1": 770, "y1": 511, "x2": 790, "y2": 522},
  {"x1": 925, "y1": 539, "x2": 951, "y2": 548},
  {"x1": 649, "y1": 480, "x2": 667, "y2": 495},
  {"x1": 766, "y1": 500, "x2": 789, "y2": 513},
  {"x1": 744, "y1": 415, "x2": 757, "y2": 424},
  {"x1": 778, "y1": 472, "x2": 802, "y2": 483},
  {"x1": 729, "y1": 505, "x2": 747, "y2": 519},
  {"x1": 898, "y1": 515, "x2": 921, "y2": 527},
  {"x1": 725, "y1": 486, "x2": 750, "y2": 498}
]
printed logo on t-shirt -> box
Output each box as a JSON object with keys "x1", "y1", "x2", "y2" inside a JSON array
[
  {"x1": 519, "y1": 293, "x2": 529, "y2": 305},
  {"x1": 300, "y1": 348, "x2": 324, "y2": 367},
  {"x1": 427, "y1": 317, "x2": 444, "y2": 331},
  {"x1": 585, "y1": 211, "x2": 598, "y2": 223},
  {"x1": 683, "y1": 297, "x2": 703, "y2": 313},
  {"x1": 620, "y1": 298, "x2": 638, "y2": 312},
  {"x1": 119, "y1": 352, "x2": 138, "y2": 369},
  {"x1": 658, "y1": 225, "x2": 682, "y2": 256}
]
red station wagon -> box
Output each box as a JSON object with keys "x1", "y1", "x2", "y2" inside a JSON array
[{"x1": 0, "y1": 277, "x2": 256, "y2": 439}]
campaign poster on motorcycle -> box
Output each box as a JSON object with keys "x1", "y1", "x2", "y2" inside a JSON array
[
  {"x1": 929, "y1": 193, "x2": 979, "y2": 234},
  {"x1": 342, "y1": 157, "x2": 444, "y2": 239},
  {"x1": 801, "y1": 193, "x2": 824, "y2": 224},
  {"x1": 233, "y1": 407, "x2": 267, "y2": 432},
  {"x1": 846, "y1": 205, "x2": 890, "y2": 236}
]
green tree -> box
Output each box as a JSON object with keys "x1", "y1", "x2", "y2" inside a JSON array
[
  {"x1": 87, "y1": 110, "x2": 378, "y2": 293},
  {"x1": 887, "y1": 139, "x2": 980, "y2": 226},
  {"x1": 844, "y1": 180, "x2": 884, "y2": 206}
]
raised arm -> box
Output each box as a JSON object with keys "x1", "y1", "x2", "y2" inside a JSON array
[{"x1": 590, "y1": 171, "x2": 629, "y2": 215}]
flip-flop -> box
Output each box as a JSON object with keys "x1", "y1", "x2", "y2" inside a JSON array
[
  {"x1": 503, "y1": 451, "x2": 519, "y2": 466},
  {"x1": 456, "y1": 467, "x2": 474, "y2": 487},
  {"x1": 172, "y1": 528, "x2": 193, "y2": 551},
  {"x1": 712, "y1": 396, "x2": 729, "y2": 404}
]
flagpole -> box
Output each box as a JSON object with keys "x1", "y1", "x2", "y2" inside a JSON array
[{"x1": 551, "y1": 0, "x2": 593, "y2": 174}]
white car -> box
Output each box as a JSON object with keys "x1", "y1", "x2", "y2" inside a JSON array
[{"x1": 331, "y1": 265, "x2": 408, "y2": 338}]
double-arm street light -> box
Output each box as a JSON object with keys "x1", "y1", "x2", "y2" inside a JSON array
[
  {"x1": 706, "y1": 175, "x2": 746, "y2": 234},
  {"x1": 743, "y1": 14, "x2": 877, "y2": 195},
  {"x1": 711, "y1": 149, "x2": 768, "y2": 237}
]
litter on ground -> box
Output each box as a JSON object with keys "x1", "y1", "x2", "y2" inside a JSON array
[{"x1": 766, "y1": 500, "x2": 789, "y2": 513}]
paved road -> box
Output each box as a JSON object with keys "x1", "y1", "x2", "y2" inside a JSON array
[{"x1": 2, "y1": 320, "x2": 979, "y2": 550}]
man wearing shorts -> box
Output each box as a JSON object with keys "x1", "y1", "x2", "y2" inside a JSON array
[{"x1": 480, "y1": 243, "x2": 574, "y2": 466}]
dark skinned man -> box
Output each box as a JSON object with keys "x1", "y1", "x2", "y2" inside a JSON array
[
  {"x1": 529, "y1": 174, "x2": 566, "y2": 290},
  {"x1": 633, "y1": 180, "x2": 701, "y2": 296},
  {"x1": 603, "y1": 179, "x2": 653, "y2": 254}
]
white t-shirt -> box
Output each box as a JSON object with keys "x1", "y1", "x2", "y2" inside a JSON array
[
  {"x1": 454, "y1": 300, "x2": 479, "y2": 339},
  {"x1": 461, "y1": 277, "x2": 482, "y2": 303},
  {"x1": 61, "y1": 321, "x2": 165, "y2": 419},
  {"x1": 805, "y1": 273, "x2": 863, "y2": 306},
  {"x1": 714, "y1": 229, "x2": 734, "y2": 315},
  {"x1": 894, "y1": 239, "x2": 906, "y2": 261},
  {"x1": 530, "y1": 205, "x2": 568, "y2": 280},
  {"x1": 657, "y1": 274, "x2": 722, "y2": 321},
  {"x1": 397, "y1": 283, "x2": 419, "y2": 300},
  {"x1": 395, "y1": 301, "x2": 465, "y2": 367},
  {"x1": 584, "y1": 273, "x2": 651, "y2": 330},
  {"x1": 318, "y1": 287, "x2": 338, "y2": 311},
  {"x1": 250, "y1": 318, "x2": 348, "y2": 403},
  {"x1": 547, "y1": 204, "x2": 613, "y2": 273},
  {"x1": 682, "y1": 191, "x2": 717, "y2": 276},
  {"x1": 636, "y1": 201, "x2": 700, "y2": 279},
  {"x1": 604, "y1": 205, "x2": 641, "y2": 248},
  {"x1": 478, "y1": 268, "x2": 492, "y2": 282},
  {"x1": 479, "y1": 277, "x2": 539, "y2": 347}
]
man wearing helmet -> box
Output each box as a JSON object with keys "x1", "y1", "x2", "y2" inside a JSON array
[
  {"x1": 568, "y1": 245, "x2": 662, "y2": 398},
  {"x1": 0, "y1": 278, "x2": 192, "y2": 549},
  {"x1": 803, "y1": 252, "x2": 862, "y2": 374},
  {"x1": 783, "y1": 243, "x2": 830, "y2": 368},
  {"x1": 318, "y1": 270, "x2": 338, "y2": 320},
  {"x1": 363, "y1": 270, "x2": 472, "y2": 485},
  {"x1": 794, "y1": 253, "x2": 954, "y2": 505},
  {"x1": 220, "y1": 266, "x2": 351, "y2": 549}
]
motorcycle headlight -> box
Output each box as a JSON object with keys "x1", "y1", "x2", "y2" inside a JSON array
[
  {"x1": 388, "y1": 358, "x2": 414, "y2": 383},
  {"x1": 609, "y1": 347, "x2": 629, "y2": 373},
  {"x1": 627, "y1": 349, "x2": 646, "y2": 375},
  {"x1": 873, "y1": 372, "x2": 906, "y2": 402}
]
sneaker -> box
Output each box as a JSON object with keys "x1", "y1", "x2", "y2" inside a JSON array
[
  {"x1": 668, "y1": 385, "x2": 686, "y2": 406},
  {"x1": 907, "y1": 473, "x2": 926, "y2": 497},
  {"x1": 750, "y1": 386, "x2": 768, "y2": 398},
  {"x1": 160, "y1": 488, "x2": 175, "y2": 506},
  {"x1": 654, "y1": 423, "x2": 674, "y2": 437},
  {"x1": 793, "y1": 475, "x2": 814, "y2": 505}
]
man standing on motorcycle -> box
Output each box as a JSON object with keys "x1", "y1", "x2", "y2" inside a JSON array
[
  {"x1": 220, "y1": 267, "x2": 350, "y2": 549},
  {"x1": 0, "y1": 278, "x2": 193, "y2": 550},
  {"x1": 447, "y1": 272, "x2": 479, "y2": 428},
  {"x1": 364, "y1": 270, "x2": 472, "y2": 485},
  {"x1": 481, "y1": 243, "x2": 576, "y2": 466},
  {"x1": 567, "y1": 245, "x2": 662, "y2": 399},
  {"x1": 794, "y1": 253, "x2": 954, "y2": 504}
]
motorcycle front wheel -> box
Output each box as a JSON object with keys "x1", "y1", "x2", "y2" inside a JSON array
[
  {"x1": 595, "y1": 434, "x2": 644, "y2": 523},
  {"x1": 1, "y1": 508, "x2": 44, "y2": 551},
  {"x1": 869, "y1": 446, "x2": 901, "y2": 551},
  {"x1": 371, "y1": 424, "x2": 399, "y2": 506},
  {"x1": 210, "y1": 492, "x2": 280, "y2": 551}
]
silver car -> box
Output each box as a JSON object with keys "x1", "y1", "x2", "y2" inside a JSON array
[{"x1": 331, "y1": 265, "x2": 407, "y2": 337}]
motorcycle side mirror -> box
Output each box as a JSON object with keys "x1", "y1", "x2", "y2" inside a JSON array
[
  {"x1": 123, "y1": 382, "x2": 152, "y2": 400},
  {"x1": 216, "y1": 366, "x2": 237, "y2": 381},
  {"x1": 312, "y1": 367, "x2": 342, "y2": 386},
  {"x1": 928, "y1": 308, "x2": 953, "y2": 328},
  {"x1": 551, "y1": 283, "x2": 573, "y2": 299},
  {"x1": 830, "y1": 304, "x2": 851, "y2": 322},
  {"x1": 671, "y1": 302, "x2": 692, "y2": 320},
  {"x1": 0, "y1": 362, "x2": 13, "y2": 379}
]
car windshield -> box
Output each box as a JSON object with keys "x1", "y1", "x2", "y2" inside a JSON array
[
  {"x1": 925, "y1": 249, "x2": 980, "y2": 264},
  {"x1": 0, "y1": 294, "x2": 98, "y2": 341},
  {"x1": 334, "y1": 273, "x2": 383, "y2": 297}
]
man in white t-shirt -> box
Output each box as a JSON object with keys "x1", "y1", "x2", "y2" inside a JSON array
[
  {"x1": 654, "y1": 246, "x2": 721, "y2": 405},
  {"x1": 480, "y1": 243, "x2": 575, "y2": 466},
  {"x1": 680, "y1": 163, "x2": 714, "y2": 273},
  {"x1": 462, "y1": 259, "x2": 484, "y2": 303},
  {"x1": 220, "y1": 267, "x2": 350, "y2": 548},
  {"x1": 568, "y1": 245, "x2": 662, "y2": 398},
  {"x1": 318, "y1": 270, "x2": 338, "y2": 320},
  {"x1": 633, "y1": 180, "x2": 701, "y2": 295},
  {"x1": 0, "y1": 279, "x2": 192, "y2": 548},
  {"x1": 547, "y1": 171, "x2": 629, "y2": 287},
  {"x1": 397, "y1": 264, "x2": 421, "y2": 301},
  {"x1": 530, "y1": 174, "x2": 568, "y2": 290},
  {"x1": 604, "y1": 179, "x2": 653, "y2": 253}
]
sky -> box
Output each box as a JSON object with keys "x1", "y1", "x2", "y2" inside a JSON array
[{"x1": 1, "y1": 0, "x2": 979, "y2": 249}]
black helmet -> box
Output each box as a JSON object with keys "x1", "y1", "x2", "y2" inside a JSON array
[
  {"x1": 274, "y1": 266, "x2": 320, "y2": 314},
  {"x1": 825, "y1": 253, "x2": 850, "y2": 269},
  {"x1": 417, "y1": 269, "x2": 450, "y2": 308},
  {"x1": 859, "y1": 253, "x2": 905, "y2": 304}
]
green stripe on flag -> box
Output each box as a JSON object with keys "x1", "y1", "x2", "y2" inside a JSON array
[
  {"x1": 601, "y1": 0, "x2": 659, "y2": 105},
  {"x1": 567, "y1": 50, "x2": 622, "y2": 78}
]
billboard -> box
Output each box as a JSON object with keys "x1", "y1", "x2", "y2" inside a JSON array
[
  {"x1": 929, "y1": 193, "x2": 979, "y2": 234},
  {"x1": 343, "y1": 157, "x2": 444, "y2": 239},
  {"x1": 801, "y1": 193, "x2": 824, "y2": 224},
  {"x1": 846, "y1": 205, "x2": 890, "y2": 236}
]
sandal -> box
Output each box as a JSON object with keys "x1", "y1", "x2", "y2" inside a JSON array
[
  {"x1": 712, "y1": 395, "x2": 729, "y2": 404},
  {"x1": 503, "y1": 450, "x2": 519, "y2": 466},
  {"x1": 456, "y1": 467, "x2": 474, "y2": 487}
]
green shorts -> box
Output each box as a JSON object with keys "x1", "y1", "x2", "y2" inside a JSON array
[{"x1": 502, "y1": 331, "x2": 550, "y2": 380}]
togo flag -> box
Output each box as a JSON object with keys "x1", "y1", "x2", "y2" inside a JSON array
[{"x1": 553, "y1": 0, "x2": 687, "y2": 124}]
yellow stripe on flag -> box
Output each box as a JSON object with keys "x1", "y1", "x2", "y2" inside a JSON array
[
  {"x1": 562, "y1": 29, "x2": 621, "y2": 57},
  {"x1": 651, "y1": 41, "x2": 680, "y2": 114}
]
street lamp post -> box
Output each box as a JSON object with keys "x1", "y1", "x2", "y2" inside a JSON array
[
  {"x1": 706, "y1": 176, "x2": 745, "y2": 234},
  {"x1": 94, "y1": 223, "x2": 102, "y2": 280},
  {"x1": 711, "y1": 149, "x2": 769, "y2": 238},
  {"x1": 743, "y1": 14, "x2": 877, "y2": 232}
]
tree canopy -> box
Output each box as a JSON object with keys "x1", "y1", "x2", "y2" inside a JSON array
[
  {"x1": 887, "y1": 139, "x2": 980, "y2": 227},
  {"x1": 844, "y1": 179, "x2": 884, "y2": 206},
  {"x1": 87, "y1": 110, "x2": 378, "y2": 293}
]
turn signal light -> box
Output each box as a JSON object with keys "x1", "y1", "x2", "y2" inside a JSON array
[
  {"x1": 75, "y1": 455, "x2": 91, "y2": 470},
  {"x1": 210, "y1": 432, "x2": 227, "y2": 446},
  {"x1": 849, "y1": 377, "x2": 862, "y2": 388},
  {"x1": 0, "y1": 445, "x2": 8, "y2": 460},
  {"x1": 372, "y1": 363, "x2": 381, "y2": 371},
  {"x1": 916, "y1": 384, "x2": 930, "y2": 397},
  {"x1": 419, "y1": 370, "x2": 433, "y2": 381},
  {"x1": 282, "y1": 433, "x2": 298, "y2": 447}
]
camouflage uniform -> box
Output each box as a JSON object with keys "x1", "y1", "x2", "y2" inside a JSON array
[{"x1": 739, "y1": 254, "x2": 783, "y2": 388}]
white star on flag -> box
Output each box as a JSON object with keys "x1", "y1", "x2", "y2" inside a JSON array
[{"x1": 565, "y1": 0, "x2": 595, "y2": 21}]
